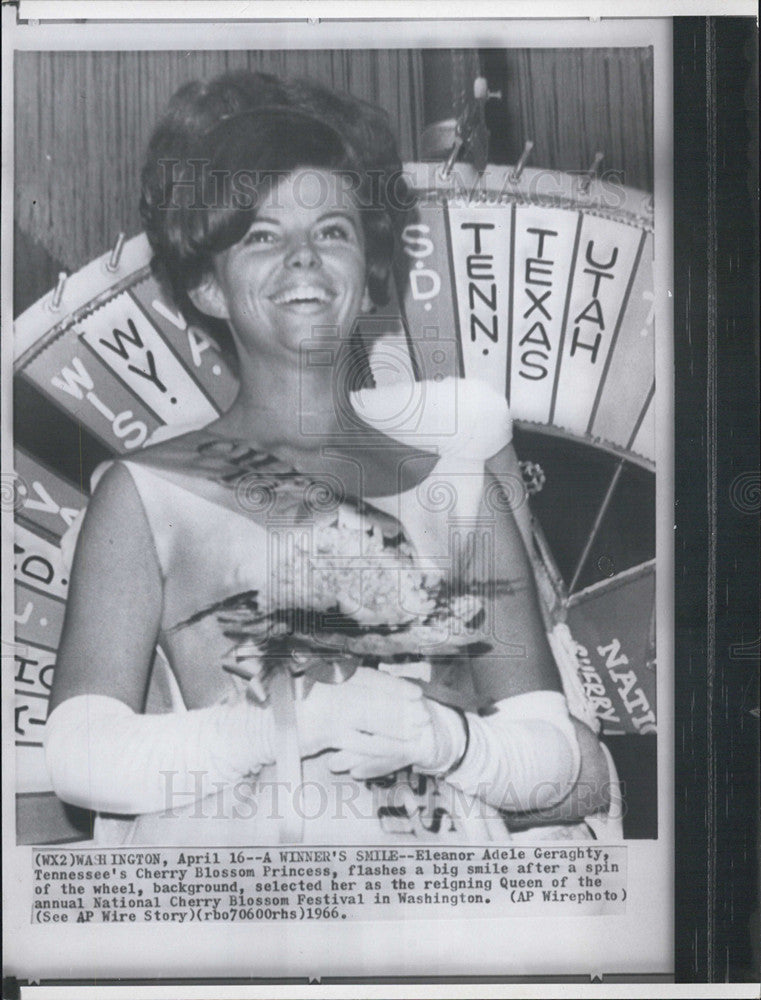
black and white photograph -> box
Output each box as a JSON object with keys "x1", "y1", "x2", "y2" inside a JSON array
[
  {"x1": 12, "y1": 40, "x2": 658, "y2": 850},
  {"x1": 2, "y1": 4, "x2": 757, "y2": 991}
]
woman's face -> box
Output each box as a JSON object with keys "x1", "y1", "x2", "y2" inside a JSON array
[{"x1": 203, "y1": 169, "x2": 367, "y2": 362}]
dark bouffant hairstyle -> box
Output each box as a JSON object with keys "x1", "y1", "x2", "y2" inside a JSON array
[{"x1": 140, "y1": 71, "x2": 414, "y2": 324}]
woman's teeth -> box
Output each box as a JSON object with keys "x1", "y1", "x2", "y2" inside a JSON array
[{"x1": 272, "y1": 286, "x2": 332, "y2": 305}]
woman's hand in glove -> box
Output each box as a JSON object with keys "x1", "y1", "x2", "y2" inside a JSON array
[
  {"x1": 313, "y1": 673, "x2": 467, "y2": 779},
  {"x1": 295, "y1": 666, "x2": 432, "y2": 761}
]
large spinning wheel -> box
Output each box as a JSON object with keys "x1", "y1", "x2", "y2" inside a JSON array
[{"x1": 12, "y1": 159, "x2": 656, "y2": 839}]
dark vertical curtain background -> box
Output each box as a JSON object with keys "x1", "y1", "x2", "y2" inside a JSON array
[
  {"x1": 14, "y1": 47, "x2": 652, "y2": 314},
  {"x1": 481, "y1": 48, "x2": 654, "y2": 190}
]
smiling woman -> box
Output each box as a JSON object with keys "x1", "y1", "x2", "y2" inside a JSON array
[
  {"x1": 140, "y1": 85, "x2": 409, "y2": 334},
  {"x1": 42, "y1": 70, "x2": 613, "y2": 846},
  {"x1": 194, "y1": 169, "x2": 368, "y2": 384}
]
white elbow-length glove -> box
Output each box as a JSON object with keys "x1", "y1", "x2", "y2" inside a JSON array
[
  {"x1": 44, "y1": 695, "x2": 276, "y2": 816},
  {"x1": 444, "y1": 691, "x2": 582, "y2": 812},
  {"x1": 43, "y1": 668, "x2": 436, "y2": 816},
  {"x1": 329, "y1": 689, "x2": 581, "y2": 814}
]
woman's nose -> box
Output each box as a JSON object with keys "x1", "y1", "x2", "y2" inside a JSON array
[{"x1": 285, "y1": 237, "x2": 320, "y2": 268}]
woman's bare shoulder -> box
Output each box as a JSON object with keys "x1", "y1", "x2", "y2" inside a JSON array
[{"x1": 124, "y1": 425, "x2": 217, "y2": 468}]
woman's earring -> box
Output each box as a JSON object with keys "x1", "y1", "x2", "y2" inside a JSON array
[
  {"x1": 361, "y1": 287, "x2": 375, "y2": 314},
  {"x1": 188, "y1": 275, "x2": 230, "y2": 321}
]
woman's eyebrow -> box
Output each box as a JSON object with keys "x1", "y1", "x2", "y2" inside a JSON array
[
  {"x1": 315, "y1": 210, "x2": 360, "y2": 228},
  {"x1": 246, "y1": 211, "x2": 357, "y2": 225}
]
